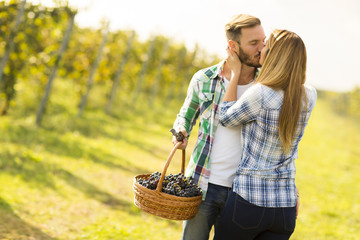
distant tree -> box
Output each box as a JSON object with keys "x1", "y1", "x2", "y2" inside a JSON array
[
  {"x1": 36, "y1": 12, "x2": 75, "y2": 125},
  {"x1": 149, "y1": 39, "x2": 169, "y2": 106},
  {"x1": 106, "y1": 31, "x2": 135, "y2": 114},
  {"x1": 0, "y1": 0, "x2": 26, "y2": 114},
  {"x1": 132, "y1": 36, "x2": 156, "y2": 104},
  {"x1": 78, "y1": 22, "x2": 109, "y2": 117}
]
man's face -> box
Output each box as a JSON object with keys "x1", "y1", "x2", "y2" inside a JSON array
[{"x1": 235, "y1": 25, "x2": 266, "y2": 68}]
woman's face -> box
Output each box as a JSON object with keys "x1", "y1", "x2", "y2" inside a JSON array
[{"x1": 259, "y1": 40, "x2": 269, "y2": 66}]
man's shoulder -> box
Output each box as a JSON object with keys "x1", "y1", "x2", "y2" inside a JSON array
[{"x1": 193, "y1": 61, "x2": 224, "y2": 83}]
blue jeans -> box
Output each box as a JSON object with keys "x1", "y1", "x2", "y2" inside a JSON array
[
  {"x1": 181, "y1": 183, "x2": 230, "y2": 240},
  {"x1": 214, "y1": 190, "x2": 296, "y2": 240}
]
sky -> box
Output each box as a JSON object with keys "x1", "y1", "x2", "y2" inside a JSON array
[{"x1": 30, "y1": 0, "x2": 360, "y2": 92}]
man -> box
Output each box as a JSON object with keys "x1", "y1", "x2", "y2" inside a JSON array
[{"x1": 172, "y1": 14, "x2": 266, "y2": 240}]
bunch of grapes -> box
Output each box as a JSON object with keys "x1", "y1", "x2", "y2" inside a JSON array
[{"x1": 137, "y1": 172, "x2": 202, "y2": 197}]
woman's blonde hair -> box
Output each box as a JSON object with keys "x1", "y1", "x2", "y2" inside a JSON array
[
  {"x1": 225, "y1": 14, "x2": 261, "y2": 42},
  {"x1": 256, "y1": 29, "x2": 307, "y2": 154}
]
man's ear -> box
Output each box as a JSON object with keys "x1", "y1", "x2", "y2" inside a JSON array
[
  {"x1": 228, "y1": 40, "x2": 235, "y2": 51},
  {"x1": 228, "y1": 40, "x2": 238, "y2": 53}
]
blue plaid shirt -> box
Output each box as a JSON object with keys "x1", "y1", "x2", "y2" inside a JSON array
[{"x1": 219, "y1": 83, "x2": 317, "y2": 207}]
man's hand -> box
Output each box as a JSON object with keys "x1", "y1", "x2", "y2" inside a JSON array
[{"x1": 171, "y1": 126, "x2": 188, "y2": 150}]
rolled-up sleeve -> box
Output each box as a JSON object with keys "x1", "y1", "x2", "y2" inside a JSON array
[{"x1": 219, "y1": 84, "x2": 263, "y2": 127}]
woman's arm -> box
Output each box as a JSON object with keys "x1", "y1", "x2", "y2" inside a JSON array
[
  {"x1": 219, "y1": 85, "x2": 262, "y2": 127},
  {"x1": 219, "y1": 48, "x2": 262, "y2": 127}
]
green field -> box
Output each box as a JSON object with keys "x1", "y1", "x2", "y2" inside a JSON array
[{"x1": 0, "y1": 81, "x2": 359, "y2": 239}]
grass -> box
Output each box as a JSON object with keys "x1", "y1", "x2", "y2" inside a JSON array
[
  {"x1": 291, "y1": 98, "x2": 360, "y2": 239},
  {"x1": 0, "y1": 80, "x2": 359, "y2": 239}
]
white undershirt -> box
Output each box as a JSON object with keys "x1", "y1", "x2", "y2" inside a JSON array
[{"x1": 208, "y1": 78, "x2": 254, "y2": 187}]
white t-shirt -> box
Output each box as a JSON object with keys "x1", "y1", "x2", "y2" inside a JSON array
[{"x1": 208, "y1": 79, "x2": 254, "y2": 187}]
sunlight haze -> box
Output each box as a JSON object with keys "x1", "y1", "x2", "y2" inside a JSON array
[{"x1": 31, "y1": 0, "x2": 360, "y2": 92}]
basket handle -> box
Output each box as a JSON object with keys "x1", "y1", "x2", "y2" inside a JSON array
[{"x1": 155, "y1": 142, "x2": 186, "y2": 193}]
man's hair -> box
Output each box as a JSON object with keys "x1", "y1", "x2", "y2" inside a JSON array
[{"x1": 225, "y1": 14, "x2": 261, "y2": 42}]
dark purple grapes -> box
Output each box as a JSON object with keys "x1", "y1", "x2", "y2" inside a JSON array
[{"x1": 137, "y1": 172, "x2": 202, "y2": 197}]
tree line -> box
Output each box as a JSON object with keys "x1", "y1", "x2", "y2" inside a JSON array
[
  {"x1": 318, "y1": 87, "x2": 360, "y2": 119},
  {"x1": 2, "y1": 1, "x2": 359, "y2": 125},
  {"x1": 0, "y1": 0, "x2": 220, "y2": 124}
]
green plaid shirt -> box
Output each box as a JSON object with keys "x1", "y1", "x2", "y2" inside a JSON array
[{"x1": 174, "y1": 61, "x2": 227, "y2": 199}]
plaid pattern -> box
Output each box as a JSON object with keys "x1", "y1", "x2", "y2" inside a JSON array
[
  {"x1": 173, "y1": 61, "x2": 227, "y2": 200},
  {"x1": 219, "y1": 83, "x2": 317, "y2": 207}
]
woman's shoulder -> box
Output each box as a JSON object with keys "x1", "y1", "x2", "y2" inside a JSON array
[
  {"x1": 254, "y1": 84, "x2": 283, "y2": 109},
  {"x1": 248, "y1": 82, "x2": 267, "y2": 93},
  {"x1": 304, "y1": 84, "x2": 317, "y2": 100},
  {"x1": 304, "y1": 84, "x2": 317, "y2": 92},
  {"x1": 242, "y1": 83, "x2": 265, "y2": 99},
  {"x1": 254, "y1": 83, "x2": 284, "y2": 100},
  {"x1": 256, "y1": 83, "x2": 280, "y2": 94},
  {"x1": 304, "y1": 84, "x2": 317, "y2": 110}
]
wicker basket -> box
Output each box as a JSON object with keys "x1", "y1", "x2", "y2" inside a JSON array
[{"x1": 133, "y1": 142, "x2": 202, "y2": 220}]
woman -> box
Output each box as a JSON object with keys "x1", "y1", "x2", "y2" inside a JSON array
[{"x1": 214, "y1": 29, "x2": 317, "y2": 239}]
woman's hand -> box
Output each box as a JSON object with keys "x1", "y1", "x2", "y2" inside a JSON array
[
  {"x1": 222, "y1": 47, "x2": 241, "y2": 102},
  {"x1": 226, "y1": 46, "x2": 242, "y2": 81}
]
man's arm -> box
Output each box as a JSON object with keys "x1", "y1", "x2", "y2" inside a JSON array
[{"x1": 172, "y1": 72, "x2": 201, "y2": 149}]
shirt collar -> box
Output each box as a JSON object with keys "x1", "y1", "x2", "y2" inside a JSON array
[{"x1": 213, "y1": 60, "x2": 226, "y2": 83}]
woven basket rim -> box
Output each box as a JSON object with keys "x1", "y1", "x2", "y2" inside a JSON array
[{"x1": 132, "y1": 142, "x2": 202, "y2": 220}]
